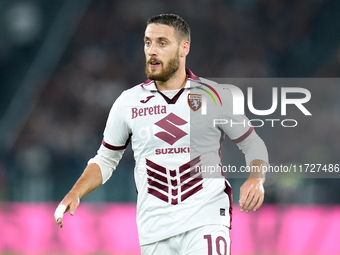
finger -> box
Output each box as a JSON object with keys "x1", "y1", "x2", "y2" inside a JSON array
[
  {"x1": 239, "y1": 186, "x2": 251, "y2": 209},
  {"x1": 245, "y1": 192, "x2": 259, "y2": 212},
  {"x1": 243, "y1": 189, "x2": 256, "y2": 212},
  {"x1": 253, "y1": 194, "x2": 264, "y2": 212},
  {"x1": 239, "y1": 192, "x2": 249, "y2": 211},
  {"x1": 54, "y1": 204, "x2": 67, "y2": 224},
  {"x1": 69, "y1": 198, "x2": 80, "y2": 216},
  {"x1": 57, "y1": 218, "x2": 63, "y2": 228}
]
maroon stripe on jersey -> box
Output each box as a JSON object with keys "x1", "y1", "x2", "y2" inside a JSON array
[
  {"x1": 141, "y1": 79, "x2": 153, "y2": 89},
  {"x1": 232, "y1": 126, "x2": 254, "y2": 144},
  {"x1": 146, "y1": 169, "x2": 167, "y2": 184},
  {"x1": 148, "y1": 188, "x2": 168, "y2": 203},
  {"x1": 171, "y1": 179, "x2": 178, "y2": 186},
  {"x1": 218, "y1": 131, "x2": 225, "y2": 162},
  {"x1": 179, "y1": 161, "x2": 189, "y2": 172},
  {"x1": 102, "y1": 139, "x2": 128, "y2": 150},
  {"x1": 171, "y1": 188, "x2": 178, "y2": 196},
  {"x1": 191, "y1": 164, "x2": 201, "y2": 174},
  {"x1": 180, "y1": 171, "x2": 191, "y2": 182},
  {"x1": 143, "y1": 79, "x2": 152, "y2": 85},
  {"x1": 181, "y1": 184, "x2": 203, "y2": 202},
  {"x1": 181, "y1": 170, "x2": 201, "y2": 182},
  {"x1": 180, "y1": 167, "x2": 203, "y2": 182},
  {"x1": 158, "y1": 88, "x2": 185, "y2": 104},
  {"x1": 179, "y1": 156, "x2": 201, "y2": 173},
  {"x1": 186, "y1": 68, "x2": 200, "y2": 81},
  {"x1": 147, "y1": 178, "x2": 168, "y2": 193},
  {"x1": 146, "y1": 159, "x2": 167, "y2": 174},
  {"x1": 219, "y1": 163, "x2": 226, "y2": 178},
  {"x1": 169, "y1": 169, "x2": 177, "y2": 177},
  {"x1": 171, "y1": 198, "x2": 178, "y2": 205},
  {"x1": 224, "y1": 181, "x2": 233, "y2": 229},
  {"x1": 181, "y1": 178, "x2": 203, "y2": 192}
]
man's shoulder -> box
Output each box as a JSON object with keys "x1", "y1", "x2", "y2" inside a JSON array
[
  {"x1": 113, "y1": 82, "x2": 156, "y2": 109},
  {"x1": 190, "y1": 76, "x2": 234, "y2": 108},
  {"x1": 124, "y1": 80, "x2": 157, "y2": 92},
  {"x1": 195, "y1": 77, "x2": 233, "y2": 95},
  {"x1": 123, "y1": 83, "x2": 144, "y2": 93},
  {"x1": 120, "y1": 82, "x2": 154, "y2": 97},
  {"x1": 197, "y1": 77, "x2": 218, "y2": 87}
]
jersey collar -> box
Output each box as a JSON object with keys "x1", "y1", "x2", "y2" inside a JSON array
[{"x1": 141, "y1": 68, "x2": 201, "y2": 91}]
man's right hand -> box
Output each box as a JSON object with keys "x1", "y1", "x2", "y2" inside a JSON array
[
  {"x1": 54, "y1": 163, "x2": 103, "y2": 228},
  {"x1": 54, "y1": 192, "x2": 80, "y2": 228}
]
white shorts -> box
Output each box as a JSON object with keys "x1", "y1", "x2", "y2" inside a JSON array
[{"x1": 141, "y1": 224, "x2": 231, "y2": 255}]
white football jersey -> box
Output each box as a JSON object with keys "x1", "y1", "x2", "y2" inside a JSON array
[{"x1": 96, "y1": 69, "x2": 254, "y2": 245}]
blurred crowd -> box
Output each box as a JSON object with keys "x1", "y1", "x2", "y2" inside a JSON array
[{"x1": 0, "y1": 0, "x2": 340, "y2": 203}]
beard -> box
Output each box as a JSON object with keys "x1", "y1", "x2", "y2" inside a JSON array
[{"x1": 145, "y1": 51, "x2": 180, "y2": 82}]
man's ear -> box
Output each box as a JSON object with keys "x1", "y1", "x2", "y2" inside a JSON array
[{"x1": 181, "y1": 40, "x2": 190, "y2": 57}]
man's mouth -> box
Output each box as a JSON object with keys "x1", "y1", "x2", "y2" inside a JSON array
[{"x1": 148, "y1": 59, "x2": 161, "y2": 68}]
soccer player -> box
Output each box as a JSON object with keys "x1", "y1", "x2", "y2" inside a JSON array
[{"x1": 54, "y1": 14, "x2": 268, "y2": 255}]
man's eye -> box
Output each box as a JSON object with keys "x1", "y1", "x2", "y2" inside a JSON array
[
  {"x1": 159, "y1": 42, "x2": 166, "y2": 46},
  {"x1": 145, "y1": 41, "x2": 151, "y2": 46}
]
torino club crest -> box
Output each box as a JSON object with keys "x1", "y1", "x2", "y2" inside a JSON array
[{"x1": 187, "y1": 94, "x2": 202, "y2": 112}]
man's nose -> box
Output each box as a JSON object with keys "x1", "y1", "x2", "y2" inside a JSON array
[{"x1": 147, "y1": 43, "x2": 158, "y2": 56}]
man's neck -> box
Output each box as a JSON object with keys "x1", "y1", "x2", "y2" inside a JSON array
[{"x1": 155, "y1": 68, "x2": 187, "y2": 91}]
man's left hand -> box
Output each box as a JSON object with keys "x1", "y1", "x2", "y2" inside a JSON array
[{"x1": 239, "y1": 178, "x2": 265, "y2": 213}]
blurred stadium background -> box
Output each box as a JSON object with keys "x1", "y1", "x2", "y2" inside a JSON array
[{"x1": 0, "y1": 0, "x2": 340, "y2": 254}]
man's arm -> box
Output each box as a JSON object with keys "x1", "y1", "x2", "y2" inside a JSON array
[
  {"x1": 239, "y1": 159, "x2": 267, "y2": 213},
  {"x1": 55, "y1": 163, "x2": 102, "y2": 228},
  {"x1": 54, "y1": 91, "x2": 130, "y2": 227},
  {"x1": 235, "y1": 131, "x2": 269, "y2": 213}
]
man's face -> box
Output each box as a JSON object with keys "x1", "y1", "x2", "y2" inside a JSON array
[{"x1": 144, "y1": 24, "x2": 181, "y2": 82}]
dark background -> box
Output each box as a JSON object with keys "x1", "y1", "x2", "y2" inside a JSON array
[{"x1": 0, "y1": 0, "x2": 339, "y2": 204}]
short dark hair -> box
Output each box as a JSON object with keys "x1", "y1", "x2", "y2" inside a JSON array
[{"x1": 147, "y1": 14, "x2": 191, "y2": 42}]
